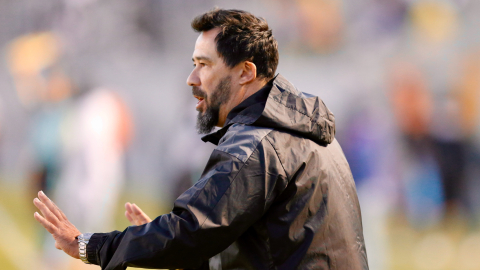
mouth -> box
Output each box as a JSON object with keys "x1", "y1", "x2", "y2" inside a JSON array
[{"x1": 194, "y1": 95, "x2": 205, "y2": 110}]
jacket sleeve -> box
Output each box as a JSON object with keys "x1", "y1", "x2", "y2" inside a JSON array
[{"x1": 86, "y1": 139, "x2": 287, "y2": 270}]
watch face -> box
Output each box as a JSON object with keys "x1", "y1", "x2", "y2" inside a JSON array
[
  {"x1": 78, "y1": 233, "x2": 93, "y2": 241},
  {"x1": 83, "y1": 233, "x2": 94, "y2": 240}
]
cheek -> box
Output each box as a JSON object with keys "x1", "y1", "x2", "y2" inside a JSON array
[
  {"x1": 200, "y1": 80, "x2": 215, "y2": 100},
  {"x1": 200, "y1": 64, "x2": 222, "y2": 85}
]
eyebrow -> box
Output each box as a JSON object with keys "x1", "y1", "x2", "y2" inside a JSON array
[{"x1": 192, "y1": 56, "x2": 213, "y2": 63}]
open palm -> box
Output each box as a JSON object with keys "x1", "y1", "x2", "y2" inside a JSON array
[
  {"x1": 33, "y1": 191, "x2": 81, "y2": 259},
  {"x1": 125, "y1": 202, "x2": 152, "y2": 226}
]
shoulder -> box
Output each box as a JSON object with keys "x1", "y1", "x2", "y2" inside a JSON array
[{"x1": 215, "y1": 123, "x2": 274, "y2": 163}]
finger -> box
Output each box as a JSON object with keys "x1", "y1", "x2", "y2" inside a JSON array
[
  {"x1": 125, "y1": 202, "x2": 133, "y2": 215},
  {"x1": 127, "y1": 202, "x2": 151, "y2": 225},
  {"x1": 125, "y1": 211, "x2": 135, "y2": 225},
  {"x1": 131, "y1": 204, "x2": 147, "y2": 222},
  {"x1": 38, "y1": 191, "x2": 66, "y2": 220},
  {"x1": 132, "y1": 204, "x2": 151, "y2": 223},
  {"x1": 132, "y1": 203, "x2": 145, "y2": 217},
  {"x1": 34, "y1": 212, "x2": 56, "y2": 234},
  {"x1": 34, "y1": 198, "x2": 60, "y2": 226},
  {"x1": 126, "y1": 203, "x2": 139, "y2": 223},
  {"x1": 127, "y1": 210, "x2": 144, "y2": 226}
]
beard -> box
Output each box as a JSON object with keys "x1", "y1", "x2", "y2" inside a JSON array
[{"x1": 193, "y1": 76, "x2": 232, "y2": 134}]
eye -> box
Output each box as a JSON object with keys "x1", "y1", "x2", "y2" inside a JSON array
[{"x1": 192, "y1": 62, "x2": 207, "y2": 68}]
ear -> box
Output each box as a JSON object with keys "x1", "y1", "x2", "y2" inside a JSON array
[{"x1": 238, "y1": 61, "x2": 257, "y2": 85}]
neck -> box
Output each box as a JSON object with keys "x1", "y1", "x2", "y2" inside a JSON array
[
  {"x1": 217, "y1": 78, "x2": 268, "y2": 127},
  {"x1": 239, "y1": 79, "x2": 268, "y2": 103}
]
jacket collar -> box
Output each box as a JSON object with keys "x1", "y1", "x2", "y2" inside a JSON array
[
  {"x1": 201, "y1": 77, "x2": 274, "y2": 145},
  {"x1": 202, "y1": 74, "x2": 336, "y2": 146}
]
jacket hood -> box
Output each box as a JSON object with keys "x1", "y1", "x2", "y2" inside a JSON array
[
  {"x1": 254, "y1": 74, "x2": 336, "y2": 145},
  {"x1": 202, "y1": 74, "x2": 336, "y2": 145}
]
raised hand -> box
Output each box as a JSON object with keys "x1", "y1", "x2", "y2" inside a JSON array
[
  {"x1": 33, "y1": 191, "x2": 81, "y2": 259},
  {"x1": 125, "y1": 202, "x2": 152, "y2": 226}
]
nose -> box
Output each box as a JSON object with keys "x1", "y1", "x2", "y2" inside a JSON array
[{"x1": 186, "y1": 68, "x2": 200, "y2": 86}]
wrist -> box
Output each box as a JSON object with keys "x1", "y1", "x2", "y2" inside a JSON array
[
  {"x1": 72, "y1": 236, "x2": 80, "y2": 259},
  {"x1": 77, "y1": 233, "x2": 94, "y2": 264}
]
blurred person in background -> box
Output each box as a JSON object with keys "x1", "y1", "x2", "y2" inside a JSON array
[
  {"x1": 296, "y1": 0, "x2": 344, "y2": 53},
  {"x1": 389, "y1": 60, "x2": 445, "y2": 228},
  {"x1": 452, "y1": 49, "x2": 480, "y2": 224},
  {"x1": 6, "y1": 32, "x2": 72, "y2": 197},
  {"x1": 6, "y1": 32, "x2": 133, "y2": 270},
  {"x1": 33, "y1": 8, "x2": 368, "y2": 270}
]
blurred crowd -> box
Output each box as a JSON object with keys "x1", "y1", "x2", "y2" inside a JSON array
[{"x1": 0, "y1": 0, "x2": 480, "y2": 270}]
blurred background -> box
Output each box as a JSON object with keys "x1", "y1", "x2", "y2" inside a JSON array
[{"x1": 0, "y1": 0, "x2": 479, "y2": 269}]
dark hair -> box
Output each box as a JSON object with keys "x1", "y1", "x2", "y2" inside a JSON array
[{"x1": 191, "y1": 8, "x2": 279, "y2": 80}]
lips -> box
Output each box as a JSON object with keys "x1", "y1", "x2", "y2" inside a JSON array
[
  {"x1": 192, "y1": 87, "x2": 206, "y2": 111},
  {"x1": 194, "y1": 95, "x2": 205, "y2": 110}
]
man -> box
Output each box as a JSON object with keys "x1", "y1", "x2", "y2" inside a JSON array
[{"x1": 34, "y1": 8, "x2": 369, "y2": 270}]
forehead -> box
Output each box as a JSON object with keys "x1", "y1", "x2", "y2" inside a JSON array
[{"x1": 192, "y1": 28, "x2": 221, "y2": 61}]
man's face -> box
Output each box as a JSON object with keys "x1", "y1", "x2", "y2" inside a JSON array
[
  {"x1": 192, "y1": 75, "x2": 232, "y2": 134},
  {"x1": 187, "y1": 28, "x2": 236, "y2": 134}
]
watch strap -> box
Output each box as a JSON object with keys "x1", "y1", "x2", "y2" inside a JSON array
[{"x1": 77, "y1": 233, "x2": 94, "y2": 264}]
